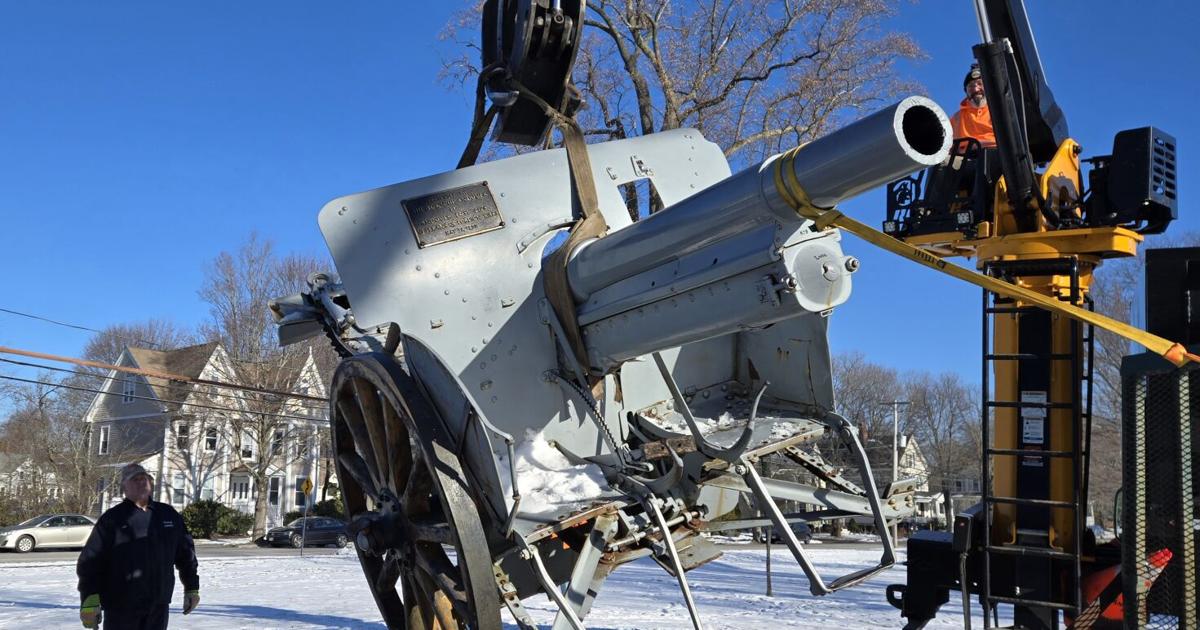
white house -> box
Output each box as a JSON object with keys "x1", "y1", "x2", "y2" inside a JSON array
[
  {"x1": 83, "y1": 342, "x2": 334, "y2": 527},
  {"x1": 0, "y1": 453, "x2": 61, "y2": 502}
]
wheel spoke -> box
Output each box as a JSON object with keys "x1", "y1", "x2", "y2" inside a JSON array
[
  {"x1": 337, "y1": 451, "x2": 380, "y2": 501},
  {"x1": 413, "y1": 542, "x2": 470, "y2": 614},
  {"x1": 402, "y1": 572, "x2": 429, "y2": 630},
  {"x1": 375, "y1": 552, "x2": 402, "y2": 593},
  {"x1": 406, "y1": 517, "x2": 454, "y2": 545},
  {"x1": 357, "y1": 552, "x2": 407, "y2": 628},
  {"x1": 409, "y1": 573, "x2": 439, "y2": 630},
  {"x1": 381, "y1": 389, "x2": 414, "y2": 494},
  {"x1": 352, "y1": 379, "x2": 393, "y2": 492},
  {"x1": 414, "y1": 566, "x2": 460, "y2": 630},
  {"x1": 404, "y1": 456, "x2": 434, "y2": 514},
  {"x1": 332, "y1": 415, "x2": 368, "y2": 513},
  {"x1": 337, "y1": 394, "x2": 384, "y2": 489}
]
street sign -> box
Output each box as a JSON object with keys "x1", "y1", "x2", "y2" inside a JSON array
[{"x1": 299, "y1": 478, "x2": 314, "y2": 557}]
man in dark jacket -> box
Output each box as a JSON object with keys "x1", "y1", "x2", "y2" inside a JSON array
[{"x1": 77, "y1": 463, "x2": 200, "y2": 629}]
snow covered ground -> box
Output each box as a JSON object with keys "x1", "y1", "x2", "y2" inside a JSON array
[{"x1": 0, "y1": 546, "x2": 999, "y2": 629}]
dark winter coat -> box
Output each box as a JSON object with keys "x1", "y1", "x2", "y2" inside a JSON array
[{"x1": 76, "y1": 499, "x2": 199, "y2": 610}]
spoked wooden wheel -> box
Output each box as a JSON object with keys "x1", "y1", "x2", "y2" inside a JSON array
[{"x1": 330, "y1": 353, "x2": 501, "y2": 630}]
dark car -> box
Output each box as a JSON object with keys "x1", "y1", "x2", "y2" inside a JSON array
[{"x1": 265, "y1": 517, "x2": 349, "y2": 548}]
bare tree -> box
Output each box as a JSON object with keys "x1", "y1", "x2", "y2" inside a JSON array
[
  {"x1": 0, "y1": 376, "x2": 135, "y2": 518},
  {"x1": 197, "y1": 234, "x2": 336, "y2": 539},
  {"x1": 81, "y1": 320, "x2": 194, "y2": 369},
  {"x1": 443, "y1": 0, "x2": 923, "y2": 164},
  {"x1": 904, "y1": 371, "x2": 979, "y2": 521},
  {"x1": 832, "y1": 350, "x2": 904, "y2": 443}
]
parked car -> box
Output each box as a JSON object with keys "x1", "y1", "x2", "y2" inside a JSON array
[
  {"x1": 264, "y1": 517, "x2": 349, "y2": 548},
  {"x1": 753, "y1": 522, "x2": 813, "y2": 544},
  {"x1": 0, "y1": 514, "x2": 96, "y2": 553}
]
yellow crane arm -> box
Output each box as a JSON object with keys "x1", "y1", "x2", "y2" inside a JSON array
[{"x1": 771, "y1": 149, "x2": 1197, "y2": 367}]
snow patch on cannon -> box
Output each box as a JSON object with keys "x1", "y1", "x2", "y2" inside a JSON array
[{"x1": 498, "y1": 430, "x2": 609, "y2": 515}]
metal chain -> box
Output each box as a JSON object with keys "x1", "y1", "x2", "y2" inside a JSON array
[{"x1": 550, "y1": 372, "x2": 628, "y2": 468}]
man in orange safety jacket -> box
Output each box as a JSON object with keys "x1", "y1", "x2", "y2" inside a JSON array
[{"x1": 950, "y1": 63, "x2": 996, "y2": 148}]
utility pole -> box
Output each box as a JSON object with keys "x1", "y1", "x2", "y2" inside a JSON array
[{"x1": 880, "y1": 400, "x2": 910, "y2": 547}]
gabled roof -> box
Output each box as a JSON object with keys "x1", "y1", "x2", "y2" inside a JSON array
[
  {"x1": 126, "y1": 342, "x2": 220, "y2": 408},
  {"x1": 0, "y1": 453, "x2": 29, "y2": 475}
]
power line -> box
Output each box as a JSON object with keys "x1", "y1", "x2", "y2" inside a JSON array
[
  {"x1": 0, "y1": 345, "x2": 327, "y2": 403},
  {"x1": 0, "y1": 304, "x2": 334, "y2": 367},
  {"x1": 0, "y1": 307, "x2": 167, "y2": 349},
  {"x1": 0, "y1": 357, "x2": 328, "y2": 413},
  {"x1": 0, "y1": 374, "x2": 326, "y2": 425}
]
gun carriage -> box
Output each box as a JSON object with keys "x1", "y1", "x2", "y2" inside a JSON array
[
  {"x1": 273, "y1": 94, "x2": 952, "y2": 629},
  {"x1": 271, "y1": 4, "x2": 955, "y2": 627}
]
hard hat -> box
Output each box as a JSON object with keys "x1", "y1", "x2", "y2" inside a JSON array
[{"x1": 963, "y1": 63, "x2": 983, "y2": 88}]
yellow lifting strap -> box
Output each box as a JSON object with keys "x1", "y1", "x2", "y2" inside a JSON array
[{"x1": 771, "y1": 147, "x2": 1199, "y2": 367}]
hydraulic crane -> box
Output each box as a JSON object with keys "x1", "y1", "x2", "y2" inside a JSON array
[{"x1": 809, "y1": 1, "x2": 1181, "y2": 628}]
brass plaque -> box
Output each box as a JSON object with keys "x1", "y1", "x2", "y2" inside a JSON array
[{"x1": 402, "y1": 182, "x2": 504, "y2": 248}]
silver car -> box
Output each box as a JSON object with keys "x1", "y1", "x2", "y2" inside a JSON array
[{"x1": 0, "y1": 514, "x2": 96, "y2": 552}]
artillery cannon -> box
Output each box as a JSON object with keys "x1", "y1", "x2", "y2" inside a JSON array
[{"x1": 273, "y1": 96, "x2": 952, "y2": 629}]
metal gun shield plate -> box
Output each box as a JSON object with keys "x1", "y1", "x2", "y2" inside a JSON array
[{"x1": 318, "y1": 129, "x2": 730, "y2": 487}]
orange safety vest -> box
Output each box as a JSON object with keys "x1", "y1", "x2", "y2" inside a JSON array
[{"x1": 950, "y1": 98, "x2": 996, "y2": 148}]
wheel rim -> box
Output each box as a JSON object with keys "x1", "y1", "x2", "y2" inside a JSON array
[
  {"x1": 331, "y1": 354, "x2": 501, "y2": 630},
  {"x1": 18, "y1": 537, "x2": 32, "y2": 552}
]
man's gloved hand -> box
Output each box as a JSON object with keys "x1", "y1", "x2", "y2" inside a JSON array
[
  {"x1": 183, "y1": 590, "x2": 200, "y2": 615},
  {"x1": 80, "y1": 594, "x2": 101, "y2": 629}
]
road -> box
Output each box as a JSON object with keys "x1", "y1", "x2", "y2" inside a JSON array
[
  {"x1": 0, "y1": 543, "x2": 344, "y2": 564},
  {"x1": 0, "y1": 537, "x2": 891, "y2": 565}
]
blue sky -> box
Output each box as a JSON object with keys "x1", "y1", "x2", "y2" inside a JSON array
[{"x1": 0, "y1": 2, "x2": 1196, "y2": 393}]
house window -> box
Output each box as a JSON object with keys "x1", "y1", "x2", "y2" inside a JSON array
[
  {"x1": 205, "y1": 428, "x2": 218, "y2": 451},
  {"x1": 295, "y1": 477, "x2": 309, "y2": 507},
  {"x1": 201, "y1": 476, "x2": 215, "y2": 501},
  {"x1": 271, "y1": 430, "x2": 283, "y2": 456},
  {"x1": 122, "y1": 376, "x2": 136, "y2": 403},
  {"x1": 172, "y1": 473, "x2": 185, "y2": 505},
  {"x1": 296, "y1": 434, "x2": 310, "y2": 459},
  {"x1": 98, "y1": 426, "x2": 110, "y2": 455},
  {"x1": 231, "y1": 474, "x2": 251, "y2": 501},
  {"x1": 176, "y1": 423, "x2": 190, "y2": 450},
  {"x1": 240, "y1": 431, "x2": 255, "y2": 460},
  {"x1": 268, "y1": 476, "x2": 281, "y2": 505}
]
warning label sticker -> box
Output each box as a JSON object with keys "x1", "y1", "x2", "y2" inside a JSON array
[{"x1": 1021, "y1": 391, "x2": 1047, "y2": 445}]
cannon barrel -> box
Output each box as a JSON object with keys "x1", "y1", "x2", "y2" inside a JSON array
[
  {"x1": 566, "y1": 97, "x2": 952, "y2": 371},
  {"x1": 567, "y1": 96, "x2": 951, "y2": 301}
]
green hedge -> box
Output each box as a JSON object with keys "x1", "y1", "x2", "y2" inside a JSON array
[
  {"x1": 181, "y1": 500, "x2": 224, "y2": 539},
  {"x1": 283, "y1": 498, "x2": 345, "y2": 524},
  {"x1": 217, "y1": 509, "x2": 254, "y2": 536},
  {"x1": 180, "y1": 500, "x2": 255, "y2": 539}
]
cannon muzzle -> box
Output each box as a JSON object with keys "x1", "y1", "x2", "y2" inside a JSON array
[{"x1": 566, "y1": 96, "x2": 951, "y2": 371}]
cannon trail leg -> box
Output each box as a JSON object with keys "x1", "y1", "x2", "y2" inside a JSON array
[
  {"x1": 518, "y1": 538, "x2": 586, "y2": 630},
  {"x1": 552, "y1": 514, "x2": 619, "y2": 630},
  {"x1": 644, "y1": 497, "x2": 705, "y2": 630},
  {"x1": 331, "y1": 353, "x2": 502, "y2": 630}
]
